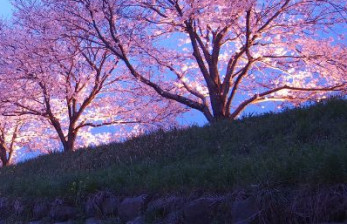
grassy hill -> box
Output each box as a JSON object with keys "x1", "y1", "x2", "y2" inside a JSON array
[{"x1": 0, "y1": 98, "x2": 346, "y2": 201}]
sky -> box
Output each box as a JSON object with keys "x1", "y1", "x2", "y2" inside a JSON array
[
  {"x1": 0, "y1": 0, "x2": 207, "y2": 126},
  {"x1": 0, "y1": 0, "x2": 12, "y2": 18},
  {"x1": 0, "y1": 1, "x2": 294, "y2": 166},
  {"x1": 0, "y1": 0, "x2": 343, "y2": 163},
  {"x1": 0, "y1": 0, "x2": 285, "y2": 127}
]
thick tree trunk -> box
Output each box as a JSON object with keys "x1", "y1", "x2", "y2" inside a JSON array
[
  {"x1": 63, "y1": 132, "x2": 77, "y2": 152},
  {"x1": 209, "y1": 91, "x2": 230, "y2": 122},
  {"x1": 210, "y1": 113, "x2": 230, "y2": 123}
]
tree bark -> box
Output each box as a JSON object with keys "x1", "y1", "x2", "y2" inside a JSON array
[
  {"x1": 0, "y1": 144, "x2": 9, "y2": 167},
  {"x1": 63, "y1": 132, "x2": 77, "y2": 152}
]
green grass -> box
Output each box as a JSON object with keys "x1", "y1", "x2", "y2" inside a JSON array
[{"x1": 0, "y1": 98, "x2": 346, "y2": 201}]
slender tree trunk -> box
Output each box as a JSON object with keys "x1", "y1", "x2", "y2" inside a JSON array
[{"x1": 0, "y1": 145, "x2": 9, "y2": 167}]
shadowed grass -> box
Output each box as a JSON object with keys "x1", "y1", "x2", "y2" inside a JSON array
[{"x1": 0, "y1": 98, "x2": 346, "y2": 200}]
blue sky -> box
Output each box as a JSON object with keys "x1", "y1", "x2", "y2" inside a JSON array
[
  {"x1": 0, "y1": 1, "x2": 284, "y2": 165},
  {"x1": 0, "y1": 0, "x2": 207, "y2": 126},
  {"x1": 0, "y1": 0, "x2": 345, "y2": 165},
  {"x1": 0, "y1": 0, "x2": 283, "y2": 127},
  {"x1": 0, "y1": 0, "x2": 12, "y2": 18}
]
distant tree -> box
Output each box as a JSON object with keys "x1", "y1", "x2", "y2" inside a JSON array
[
  {"x1": 0, "y1": 22, "x2": 183, "y2": 152},
  {"x1": 19, "y1": 0, "x2": 346, "y2": 122},
  {"x1": 0, "y1": 116, "x2": 22, "y2": 166},
  {"x1": 0, "y1": 112, "x2": 52, "y2": 166}
]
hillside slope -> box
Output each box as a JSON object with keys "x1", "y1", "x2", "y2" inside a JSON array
[{"x1": 0, "y1": 98, "x2": 346, "y2": 200}]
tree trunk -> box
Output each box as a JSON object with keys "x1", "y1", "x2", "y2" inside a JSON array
[
  {"x1": 209, "y1": 92, "x2": 230, "y2": 122},
  {"x1": 211, "y1": 113, "x2": 230, "y2": 123},
  {"x1": 0, "y1": 145, "x2": 9, "y2": 167},
  {"x1": 63, "y1": 132, "x2": 77, "y2": 152}
]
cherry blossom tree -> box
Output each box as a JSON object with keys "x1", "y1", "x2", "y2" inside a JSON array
[
  {"x1": 0, "y1": 113, "x2": 54, "y2": 166},
  {"x1": 22, "y1": 0, "x2": 346, "y2": 122},
  {"x1": 0, "y1": 78, "x2": 53, "y2": 166},
  {"x1": 0, "y1": 20, "x2": 183, "y2": 152},
  {"x1": 0, "y1": 115, "x2": 23, "y2": 166}
]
